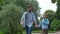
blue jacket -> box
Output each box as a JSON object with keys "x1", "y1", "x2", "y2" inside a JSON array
[{"x1": 38, "y1": 19, "x2": 49, "y2": 29}]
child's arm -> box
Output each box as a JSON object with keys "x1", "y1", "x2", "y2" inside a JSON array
[
  {"x1": 44, "y1": 19, "x2": 49, "y2": 25},
  {"x1": 38, "y1": 21, "x2": 42, "y2": 27}
]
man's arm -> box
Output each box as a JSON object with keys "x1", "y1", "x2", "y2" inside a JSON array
[
  {"x1": 34, "y1": 20, "x2": 37, "y2": 25},
  {"x1": 32, "y1": 13, "x2": 38, "y2": 27},
  {"x1": 20, "y1": 13, "x2": 25, "y2": 25},
  {"x1": 34, "y1": 20, "x2": 38, "y2": 28},
  {"x1": 38, "y1": 21, "x2": 42, "y2": 27}
]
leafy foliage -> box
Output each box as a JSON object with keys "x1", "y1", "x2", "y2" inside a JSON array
[
  {"x1": 0, "y1": 4, "x2": 24, "y2": 34},
  {"x1": 51, "y1": 19, "x2": 60, "y2": 30},
  {"x1": 51, "y1": 0, "x2": 60, "y2": 19},
  {"x1": 0, "y1": 0, "x2": 39, "y2": 34},
  {"x1": 45, "y1": 10, "x2": 55, "y2": 23},
  {"x1": 51, "y1": 0, "x2": 56, "y2": 3}
]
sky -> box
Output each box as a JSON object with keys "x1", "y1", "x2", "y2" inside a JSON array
[{"x1": 37, "y1": 0, "x2": 57, "y2": 14}]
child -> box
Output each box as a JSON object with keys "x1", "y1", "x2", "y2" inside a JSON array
[{"x1": 38, "y1": 14, "x2": 49, "y2": 34}]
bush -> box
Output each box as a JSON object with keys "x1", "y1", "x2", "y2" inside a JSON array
[
  {"x1": 51, "y1": 19, "x2": 60, "y2": 31},
  {"x1": 0, "y1": 31, "x2": 3, "y2": 34},
  {"x1": 0, "y1": 4, "x2": 24, "y2": 34}
]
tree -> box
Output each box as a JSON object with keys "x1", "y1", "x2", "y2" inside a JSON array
[
  {"x1": 0, "y1": 0, "x2": 5, "y2": 10},
  {"x1": 13, "y1": 0, "x2": 39, "y2": 16},
  {"x1": 0, "y1": 0, "x2": 12, "y2": 10},
  {"x1": 45, "y1": 10, "x2": 55, "y2": 23},
  {"x1": 51, "y1": 19, "x2": 60, "y2": 30},
  {"x1": 51, "y1": 0, "x2": 60, "y2": 19},
  {"x1": 0, "y1": 0, "x2": 39, "y2": 34},
  {"x1": 0, "y1": 0, "x2": 5, "y2": 6},
  {"x1": 0, "y1": 4, "x2": 24, "y2": 34}
]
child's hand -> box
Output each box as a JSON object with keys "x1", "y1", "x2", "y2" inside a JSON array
[
  {"x1": 38, "y1": 25, "x2": 40, "y2": 28},
  {"x1": 35, "y1": 24, "x2": 38, "y2": 28}
]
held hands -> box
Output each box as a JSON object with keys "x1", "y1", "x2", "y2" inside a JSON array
[
  {"x1": 35, "y1": 24, "x2": 40, "y2": 29},
  {"x1": 35, "y1": 24, "x2": 38, "y2": 28}
]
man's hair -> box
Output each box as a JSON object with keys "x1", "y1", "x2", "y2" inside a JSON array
[{"x1": 28, "y1": 5, "x2": 32, "y2": 8}]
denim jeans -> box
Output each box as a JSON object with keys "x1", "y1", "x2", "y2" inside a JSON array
[{"x1": 25, "y1": 26, "x2": 32, "y2": 34}]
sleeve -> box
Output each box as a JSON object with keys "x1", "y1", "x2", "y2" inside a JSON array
[
  {"x1": 38, "y1": 21, "x2": 42, "y2": 27},
  {"x1": 44, "y1": 19, "x2": 49, "y2": 25},
  {"x1": 21, "y1": 13, "x2": 25, "y2": 21},
  {"x1": 32, "y1": 13, "x2": 36, "y2": 21}
]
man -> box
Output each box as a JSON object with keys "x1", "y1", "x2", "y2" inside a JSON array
[
  {"x1": 38, "y1": 14, "x2": 49, "y2": 34},
  {"x1": 20, "y1": 5, "x2": 38, "y2": 34}
]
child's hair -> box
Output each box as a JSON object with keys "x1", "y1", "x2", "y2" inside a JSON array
[
  {"x1": 43, "y1": 13, "x2": 48, "y2": 18},
  {"x1": 43, "y1": 13, "x2": 47, "y2": 16}
]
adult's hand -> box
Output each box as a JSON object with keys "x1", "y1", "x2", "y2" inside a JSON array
[
  {"x1": 35, "y1": 24, "x2": 38, "y2": 28},
  {"x1": 20, "y1": 19, "x2": 23, "y2": 25}
]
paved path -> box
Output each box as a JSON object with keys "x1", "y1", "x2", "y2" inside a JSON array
[
  {"x1": 32, "y1": 31, "x2": 60, "y2": 34},
  {"x1": 32, "y1": 33, "x2": 56, "y2": 34},
  {"x1": 56, "y1": 31, "x2": 60, "y2": 34},
  {"x1": 24, "y1": 31, "x2": 60, "y2": 34}
]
